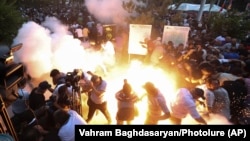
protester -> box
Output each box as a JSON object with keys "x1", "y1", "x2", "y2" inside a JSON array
[
  {"x1": 143, "y1": 82, "x2": 171, "y2": 124},
  {"x1": 170, "y1": 87, "x2": 207, "y2": 125},
  {"x1": 115, "y1": 79, "x2": 139, "y2": 125}
]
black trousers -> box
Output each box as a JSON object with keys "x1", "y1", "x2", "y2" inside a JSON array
[{"x1": 86, "y1": 98, "x2": 111, "y2": 124}]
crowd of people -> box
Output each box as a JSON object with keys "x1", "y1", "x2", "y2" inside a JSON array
[{"x1": 4, "y1": 2, "x2": 250, "y2": 141}]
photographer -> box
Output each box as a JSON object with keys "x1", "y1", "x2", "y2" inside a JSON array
[
  {"x1": 86, "y1": 72, "x2": 112, "y2": 124},
  {"x1": 48, "y1": 69, "x2": 68, "y2": 110},
  {"x1": 50, "y1": 69, "x2": 66, "y2": 91},
  {"x1": 50, "y1": 69, "x2": 87, "y2": 113}
]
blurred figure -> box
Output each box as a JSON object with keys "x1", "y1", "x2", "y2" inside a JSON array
[
  {"x1": 211, "y1": 78, "x2": 231, "y2": 121},
  {"x1": 28, "y1": 81, "x2": 54, "y2": 131},
  {"x1": 201, "y1": 77, "x2": 216, "y2": 114},
  {"x1": 29, "y1": 81, "x2": 52, "y2": 118},
  {"x1": 74, "y1": 25, "x2": 83, "y2": 42},
  {"x1": 96, "y1": 23, "x2": 104, "y2": 45},
  {"x1": 20, "y1": 126, "x2": 44, "y2": 141},
  {"x1": 53, "y1": 85, "x2": 87, "y2": 141},
  {"x1": 12, "y1": 77, "x2": 30, "y2": 117},
  {"x1": 143, "y1": 82, "x2": 171, "y2": 124},
  {"x1": 49, "y1": 68, "x2": 66, "y2": 90},
  {"x1": 53, "y1": 108, "x2": 86, "y2": 141},
  {"x1": 49, "y1": 68, "x2": 68, "y2": 110},
  {"x1": 140, "y1": 37, "x2": 154, "y2": 64},
  {"x1": 86, "y1": 72, "x2": 112, "y2": 124},
  {"x1": 19, "y1": 109, "x2": 49, "y2": 141},
  {"x1": 170, "y1": 87, "x2": 207, "y2": 125},
  {"x1": 82, "y1": 27, "x2": 90, "y2": 42},
  {"x1": 11, "y1": 78, "x2": 30, "y2": 135},
  {"x1": 150, "y1": 37, "x2": 165, "y2": 66},
  {"x1": 115, "y1": 79, "x2": 139, "y2": 125}
]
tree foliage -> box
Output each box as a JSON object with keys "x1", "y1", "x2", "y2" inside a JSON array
[
  {"x1": 122, "y1": 0, "x2": 173, "y2": 38},
  {"x1": 208, "y1": 11, "x2": 250, "y2": 39},
  {"x1": 122, "y1": 0, "x2": 250, "y2": 40},
  {"x1": 0, "y1": 0, "x2": 24, "y2": 45},
  {"x1": 123, "y1": 0, "x2": 172, "y2": 25}
]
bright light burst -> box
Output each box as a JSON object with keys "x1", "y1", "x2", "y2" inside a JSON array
[{"x1": 86, "y1": 59, "x2": 177, "y2": 125}]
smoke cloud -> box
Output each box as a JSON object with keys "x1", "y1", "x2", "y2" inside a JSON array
[
  {"x1": 85, "y1": 0, "x2": 129, "y2": 25},
  {"x1": 12, "y1": 17, "x2": 86, "y2": 79}
]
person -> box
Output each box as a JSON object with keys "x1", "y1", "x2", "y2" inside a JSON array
[
  {"x1": 201, "y1": 77, "x2": 216, "y2": 114},
  {"x1": 96, "y1": 23, "x2": 104, "y2": 45},
  {"x1": 12, "y1": 77, "x2": 30, "y2": 117},
  {"x1": 53, "y1": 109, "x2": 87, "y2": 141},
  {"x1": 115, "y1": 79, "x2": 139, "y2": 125},
  {"x1": 49, "y1": 68, "x2": 66, "y2": 90},
  {"x1": 56, "y1": 84, "x2": 79, "y2": 112},
  {"x1": 211, "y1": 78, "x2": 231, "y2": 121},
  {"x1": 74, "y1": 25, "x2": 83, "y2": 42},
  {"x1": 170, "y1": 87, "x2": 207, "y2": 125},
  {"x1": 200, "y1": 63, "x2": 242, "y2": 86},
  {"x1": 56, "y1": 84, "x2": 87, "y2": 119},
  {"x1": 150, "y1": 37, "x2": 166, "y2": 66},
  {"x1": 19, "y1": 109, "x2": 49, "y2": 136},
  {"x1": 85, "y1": 72, "x2": 112, "y2": 124},
  {"x1": 11, "y1": 78, "x2": 30, "y2": 135},
  {"x1": 28, "y1": 81, "x2": 52, "y2": 116},
  {"x1": 52, "y1": 85, "x2": 87, "y2": 141},
  {"x1": 20, "y1": 126, "x2": 44, "y2": 141},
  {"x1": 140, "y1": 37, "x2": 154, "y2": 64},
  {"x1": 142, "y1": 82, "x2": 171, "y2": 124},
  {"x1": 51, "y1": 69, "x2": 88, "y2": 112},
  {"x1": 49, "y1": 68, "x2": 68, "y2": 110},
  {"x1": 82, "y1": 27, "x2": 90, "y2": 42}
]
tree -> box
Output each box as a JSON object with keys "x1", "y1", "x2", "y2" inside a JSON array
[
  {"x1": 0, "y1": 0, "x2": 24, "y2": 45},
  {"x1": 208, "y1": 10, "x2": 250, "y2": 39},
  {"x1": 122, "y1": 0, "x2": 173, "y2": 38},
  {"x1": 121, "y1": 0, "x2": 215, "y2": 38}
]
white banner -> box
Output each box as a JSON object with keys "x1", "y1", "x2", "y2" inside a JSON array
[
  {"x1": 162, "y1": 26, "x2": 190, "y2": 48},
  {"x1": 128, "y1": 24, "x2": 152, "y2": 55}
]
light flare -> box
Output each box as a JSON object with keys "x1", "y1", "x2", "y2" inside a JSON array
[{"x1": 89, "y1": 59, "x2": 177, "y2": 125}]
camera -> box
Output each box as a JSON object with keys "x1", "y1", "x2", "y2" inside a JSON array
[{"x1": 65, "y1": 69, "x2": 83, "y2": 89}]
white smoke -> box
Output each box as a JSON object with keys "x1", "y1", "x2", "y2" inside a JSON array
[
  {"x1": 12, "y1": 17, "x2": 86, "y2": 79},
  {"x1": 84, "y1": 0, "x2": 147, "y2": 27},
  {"x1": 85, "y1": 0, "x2": 129, "y2": 25}
]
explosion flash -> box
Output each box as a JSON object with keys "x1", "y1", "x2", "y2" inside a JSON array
[{"x1": 11, "y1": 17, "x2": 232, "y2": 125}]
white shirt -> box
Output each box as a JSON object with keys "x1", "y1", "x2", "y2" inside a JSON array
[
  {"x1": 147, "y1": 90, "x2": 170, "y2": 118},
  {"x1": 53, "y1": 84, "x2": 73, "y2": 97},
  {"x1": 75, "y1": 28, "x2": 83, "y2": 38},
  {"x1": 90, "y1": 80, "x2": 107, "y2": 104},
  {"x1": 58, "y1": 110, "x2": 87, "y2": 141},
  {"x1": 170, "y1": 88, "x2": 201, "y2": 119}
]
